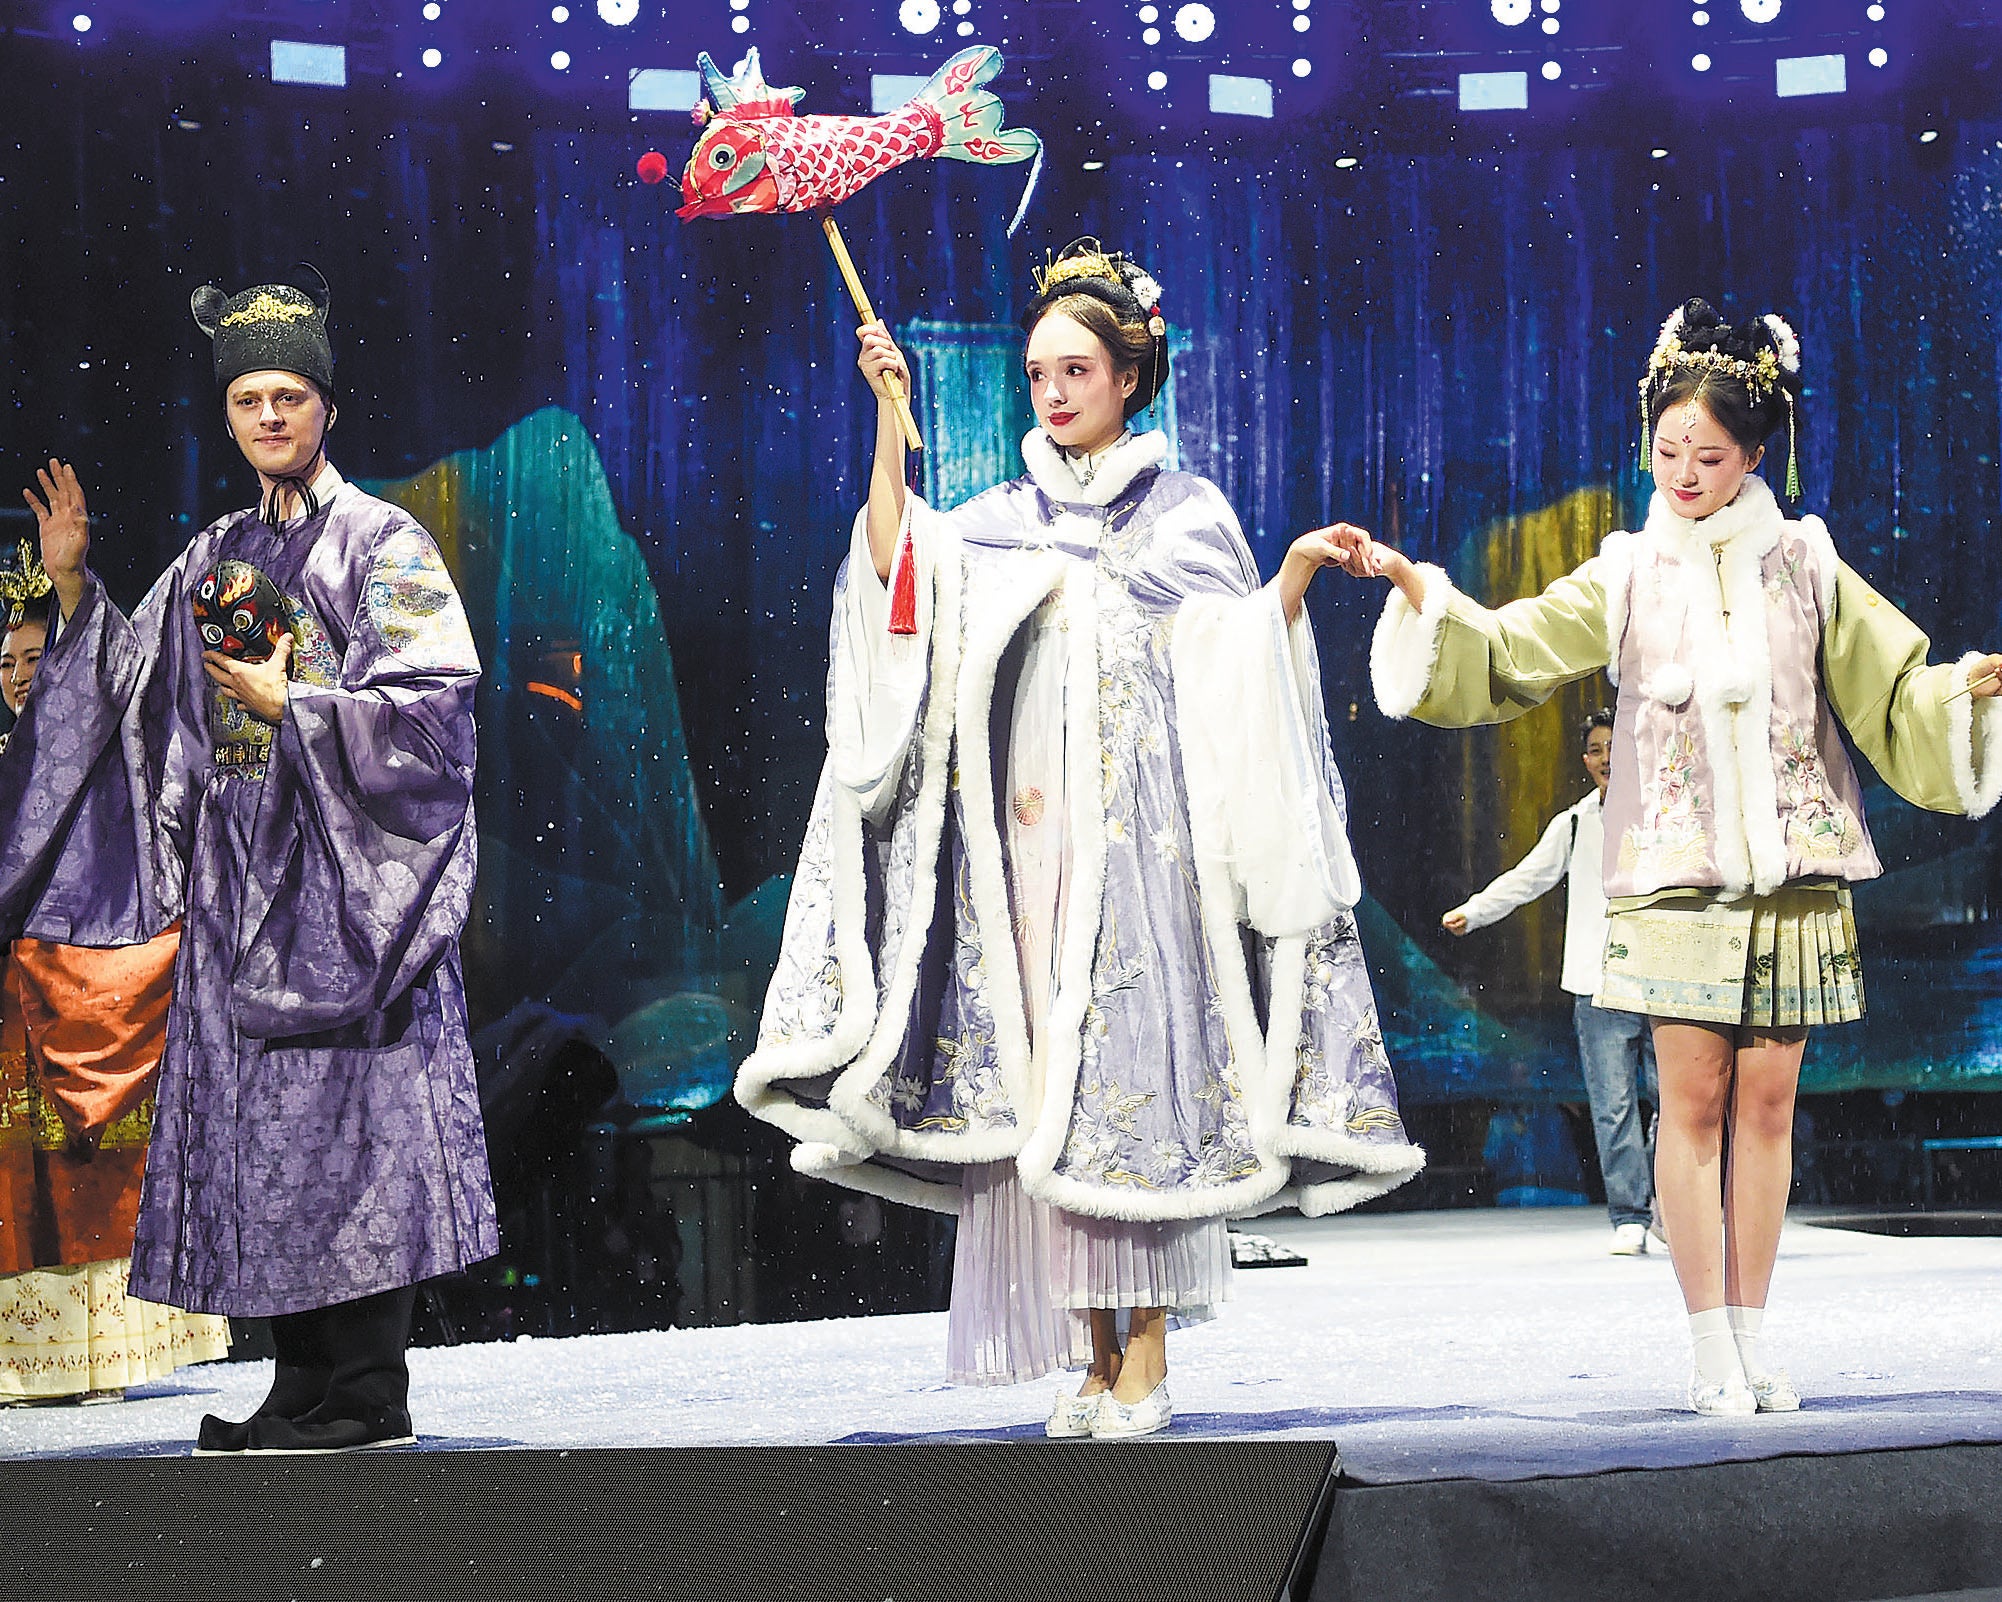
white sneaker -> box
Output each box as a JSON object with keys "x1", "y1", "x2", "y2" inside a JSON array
[
  {"x1": 1045, "y1": 1390, "x2": 1101, "y2": 1439},
  {"x1": 1749, "y1": 1371, "x2": 1802, "y2": 1413},
  {"x1": 1091, "y1": 1380, "x2": 1171, "y2": 1439},
  {"x1": 1689, "y1": 1374, "x2": 1758, "y2": 1416},
  {"x1": 1610, "y1": 1222, "x2": 1649, "y2": 1255}
]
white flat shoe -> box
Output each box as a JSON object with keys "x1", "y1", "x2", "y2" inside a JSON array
[
  {"x1": 1092, "y1": 1380, "x2": 1171, "y2": 1439},
  {"x1": 1045, "y1": 1390, "x2": 1101, "y2": 1439},
  {"x1": 1609, "y1": 1223, "x2": 1648, "y2": 1256},
  {"x1": 1750, "y1": 1371, "x2": 1802, "y2": 1413},
  {"x1": 1689, "y1": 1375, "x2": 1758, "y2": 1417}
]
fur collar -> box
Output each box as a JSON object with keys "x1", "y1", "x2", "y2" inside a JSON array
[
  {"x1": 1020, "y1": 428, "x2": 1168, "y2": 509},
  {"x1": 1642, "y1": 471, "x2": 1784, "y2": 564}
]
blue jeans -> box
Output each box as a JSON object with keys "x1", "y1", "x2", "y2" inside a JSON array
[{"x1": 1573, "y1": 997, "x2": 1657, "y2": 1227}]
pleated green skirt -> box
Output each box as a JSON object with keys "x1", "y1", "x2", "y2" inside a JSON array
[{"x1": 1595, "y1": 880, "x2": 1864, "y2": 1028}]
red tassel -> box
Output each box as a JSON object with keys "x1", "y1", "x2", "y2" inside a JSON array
[{"x1": 888, "y1": 525, "x2": 918, "y2": 636}]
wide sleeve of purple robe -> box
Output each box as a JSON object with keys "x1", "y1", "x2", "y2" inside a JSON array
[{"x1": 231, "y1": 522, "x2": 480, "y2": 1038}]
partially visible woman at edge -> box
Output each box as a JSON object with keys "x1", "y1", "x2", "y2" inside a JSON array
[
  {"x1": 735, "y1": 240, "x2": 1423, "y2": 1437},
  {"x1": 1356, "y1": 299, "x2": 2002, "y2": 1413},
  {"x1": 0, "y1": 542, "x2": 230, "y2": 1404}
]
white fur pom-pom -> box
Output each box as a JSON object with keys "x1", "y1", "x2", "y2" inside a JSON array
[
  {"x1": 1641, "y1": 664, "x2": 1695, "y2": 708},
  {"x1": 1762, "y1": 313, "x2": 1801, "y2": 374},
  {"x1": 1657, "y1": 304, "x2": 1689, "y2": 344},
  {"x1": 1129, "y1": 270, "x2": 1164, "y2": 310}
]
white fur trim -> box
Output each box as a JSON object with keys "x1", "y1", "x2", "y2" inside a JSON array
[
  {"x1": 1598, "y1": 531, "x2": 1637, "y2": 688},
  {"x1": 1948, "y1": 651, "x2": 2002, "y2": 820},
  {"x1": 1020, "y1": 428, "x2": 1167, "y2": 509},
  {"x1": 1369, "y1": 562, "x2": 1456, "y2": 720},
  {"x1": 825, "y1": 546, "x2": 1066, "y2": 1161},
  {"x1": 1640, "y1": 664, "x2": 1694, "y2": 708},
  {"x1": 792, "y1": 1144, "x2": 960, "y2": 1216}
]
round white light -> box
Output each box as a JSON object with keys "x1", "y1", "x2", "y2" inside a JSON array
[
  {"x1": 1138, "y1": 4, "x2": 1159, "y2": 21},
  {"x1": 731, "y1": 13, "x2": 749, "y2": 29},
  {"x1": 1541, "y1": 0, "x2": 1560, "y2": 12},
  {"x1": 550, "y1": 49, "x2": 571, "y2": 69},
  {"x1": 1740, "y1": 0, "x2": 1781, "y2": 21},
  {"x1": 1082, "y1": 160, "x2": 1106, "y2": 171},
  {"x1": 1919, "y1": 129, "x2": 1939, "y2": 143},
  {"x1": 1542, "y1": 17, "x2": 1559, "y2": 32},
  {"x1": 1651, "y1": 146, "x2": 1669, "y2": 158},
  {"x1": 899, "y1": 0, "x2": 939, "y2": 30},
  {"x1": 1143, "y1": 27, "x2": 1160, "y2": 44},
  {"x1": 1334, "y1": 156, "x2": 1358, "y2": 169},
  {"x1": 1541, "y1": 59, "x2": 1561, "y2": 79},
  {"x1": 423, "y1": 2, "x2": 442, "y2": 18},
  {"x1": 1174, "y1": 4, "x2": 1216, "y2": 42},
  {"x1": 1867, "y1": 2, "x2": 1885, "y2": 17},
  {"x1": 1491, "y1": 0, "x2": 1531, "y2": 24},
  {"x1": 1692, "y1": 7, "x2": 1709, "y2": 21},
  {"x1": 1691, "y1": 51, "x2": 1712, "y2": 71},
  {"x1": 1293, "y1": 0, "x2": 1310, "y2": 9},
  {"x1": 955, "y1": 19, "x2": 973, "y2": 33},
  {"x1": 953, "y1": 0, "x2": 971, "y2": 11},
  {"x1": 1293, "y1": 14, "x2": 1309, "y2": 29},
  {"x1": 71, "y1": 12, "x2": 91, "y2": 30},
  {"x1": 421, "y1": 46, "x2": 443, "y2": 66},
  {"x1": 551, "y1": 5, "x2": 569, "y2": 20},
  {"x1": 1291, "y1": 56, "x2": 1311, "y2": 77},
  {"x1": 1147, "y1": 69, "x2": 1168, "y2": 90},
  {"x1": 1868, "y1": 46, "x2": 1888, "y2": 66},
  {"x1": 598, "y1": 0, "x2": 639, "y2": 22}
]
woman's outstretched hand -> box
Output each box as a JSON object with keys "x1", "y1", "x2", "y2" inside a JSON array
[
  {"x1": 856, "y1": 320, "x2": 911, "y2": 404},
  {"x1": 22, "y1": 457, "x2": 89, "y2": 618},
  {"x1": 1278, "y1": 522, "x2": 1376, "y2": 621}
]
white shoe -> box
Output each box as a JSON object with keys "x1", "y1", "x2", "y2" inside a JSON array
[
  {"x1": 1749, "y1": 1371, "x2": 1802, "y2": 1413},
  {"x1": 1092, "y1": 1380, "x2": 1171, "y2": 1439},
  {"x1": 1610, "y1": 1222, "x2": 1649, "y2": 1256},
  {"x1": 1688, "y1": 1374, "x2": 1758, "y2": 1416},
  {"x1": 1045, "y1": 1390, "x2": 1102, "y2": 1439}
]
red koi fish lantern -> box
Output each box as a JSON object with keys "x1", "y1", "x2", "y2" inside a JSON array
[
  {"x1": 676, "y1": 45, "x2": 1042, "y2": 234},
  {"x1": 190, "y1": 559, "x2": 289, "y2": 663}
]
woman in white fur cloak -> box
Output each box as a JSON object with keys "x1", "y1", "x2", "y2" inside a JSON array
[
  {"x1": 1362, "y1": 299, "x2": 2002, "y2": 1415},
  {"x1": 736, "y1": 241, "x2": 1423, "y2": 1438}
]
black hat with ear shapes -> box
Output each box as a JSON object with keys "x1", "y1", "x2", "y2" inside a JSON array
[{"x1": 191, "y1": 264, "x2": 334, "y2": 399}]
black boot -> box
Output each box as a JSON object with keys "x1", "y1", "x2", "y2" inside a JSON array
[
  {"x1": 246, "y1": 1286, "x2": 417, "y2": 1454},
  {"x1": 195, "y1": 1310, "x2": 334, "y2": 1454}
]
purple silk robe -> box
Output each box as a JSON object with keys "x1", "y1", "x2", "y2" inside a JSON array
[{"x1": 0, "y1": 480, "x2": 498, "y2": 1317}]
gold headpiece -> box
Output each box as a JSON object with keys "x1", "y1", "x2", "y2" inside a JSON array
[
  {"x1": 219, "y1": 289, "x2": 318, "y2": 329},
  {"x1": 0, "y1": 538, "x2": 52, "y2": 630},
  {"x1": 1640, "y1": 313, "x2": 1800, "y2": 500}
]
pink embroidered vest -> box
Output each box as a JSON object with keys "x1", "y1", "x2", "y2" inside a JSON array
[{"x1": 1600, "y1": 477, "x2": 1881, "y2": 899}]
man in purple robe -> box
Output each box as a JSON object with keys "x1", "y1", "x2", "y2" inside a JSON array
[{"x1": 5, "y1": 270, "x2": 497, "y2": 1452}]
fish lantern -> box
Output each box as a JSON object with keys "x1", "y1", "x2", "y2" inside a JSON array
[
  {"x1": 190, "y1": 559, "x2": 289, "y2": 663},
  {"x1": 675, "y1": 45, "x2": 1042, "y2": 233},
  {"x1": 655, "y1": 44, "x2": 1042, "y2": 636}
]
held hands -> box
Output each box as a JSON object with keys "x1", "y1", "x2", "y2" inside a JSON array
[
  {"x1": 22, "y1": 457, "x2": 89, "y2": 617},
  {"x1": 202, "y1": 633, "x2": 294, "y2": 725},
  {"x1": 1278, "y1": 522, "x2": 1377, "y2": 622},
  {"x1": 856, "y1": 320, "x2": 911, "y2": 404}
]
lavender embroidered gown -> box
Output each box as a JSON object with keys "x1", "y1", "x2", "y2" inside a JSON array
[
  {"x1": 0, "y1": 475, "x2": 498, "y2": 1318},
  {"x1": 738, "y1": 431, "x2": 1424, "y2": 1383}
]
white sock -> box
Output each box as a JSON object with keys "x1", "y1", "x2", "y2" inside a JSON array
[
  {"x1": 1689, "y1": 1307, "x2": 1745, "y2": 1389},
  {"x1": 1727, "y1": 1304, "x2": 1767, "y2": 1381}
]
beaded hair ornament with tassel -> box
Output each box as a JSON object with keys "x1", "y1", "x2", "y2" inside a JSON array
[
  {"x1": 0, "y1": 538, "x2": 53, "y2": 631},
  {"x1": 1639, "y1": 299, "x2": 1804, "y2": 501}
]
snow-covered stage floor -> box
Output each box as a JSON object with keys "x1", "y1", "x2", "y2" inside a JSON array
[{"x1": 7, "y1": 1207, "x2": 2002, "y2": 1483}]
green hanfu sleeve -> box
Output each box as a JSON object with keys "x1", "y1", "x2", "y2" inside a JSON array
[
  {"x1": 1820, "y1": 559, "x2": 2002, "y2": 817},
  {"x1": 1370, "y1": 556, "x2": 1616, "y2": 729}
]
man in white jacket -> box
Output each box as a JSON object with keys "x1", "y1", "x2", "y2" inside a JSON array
[{"x1": 1445, "y1": 711, "x2": 1657, "y2": 1255}]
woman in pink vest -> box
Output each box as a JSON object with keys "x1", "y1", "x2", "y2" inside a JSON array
[{"x1": 1358, "y1": 299, "x2": 2002, "y2": 1414}]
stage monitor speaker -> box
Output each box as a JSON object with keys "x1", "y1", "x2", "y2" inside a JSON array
[{"x1": 2, "y1": 1438, "x2": 1339, "y2": 1602}]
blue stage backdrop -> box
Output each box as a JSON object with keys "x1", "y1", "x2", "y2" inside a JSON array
[{"x1": 4, "y1": 6, "x2": 2002, "y2": 1121}]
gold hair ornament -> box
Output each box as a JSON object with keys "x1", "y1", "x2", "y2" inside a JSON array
[
  {"x1": 1639, "y1": 329, "x2": 1798, "y2": 499},
  {"x1": 0, "y1": 538, "x2": 53, "y2": 631}
]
